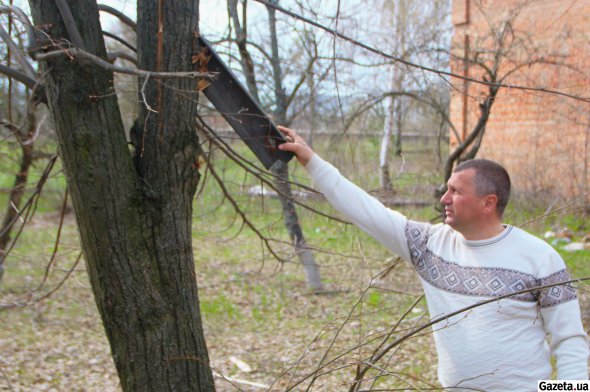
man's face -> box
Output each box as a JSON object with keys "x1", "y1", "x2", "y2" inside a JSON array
[{"x1": 440, "y1": 168, "x2": 486, "y2": 234}]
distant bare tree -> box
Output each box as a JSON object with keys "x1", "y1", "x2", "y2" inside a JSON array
[
  {"x1": 227, "y1": 0, "x2": 324, "y2": 291},
  {"x1": 437, "y1": 5, "x2": 569, "y2": 200},
  {"x1": 0, "y1": 6, "x2": 43, "y2": 283},
  {"x1": 379, "y1": 0, "x2": 406, "y2": 191},
  {"x1": 377, "y1": 0, "x2": 451, "y2": 190}
]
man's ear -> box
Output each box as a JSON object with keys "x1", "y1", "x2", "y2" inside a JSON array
[{"x1": 482, "y1": 194, "x2": 498, "y2": 215}]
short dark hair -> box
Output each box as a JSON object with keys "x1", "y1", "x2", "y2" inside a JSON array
[{"x1": 454, "y1": 159, "x2": 511, "y2": 217}]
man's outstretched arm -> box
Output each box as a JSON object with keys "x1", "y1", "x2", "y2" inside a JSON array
[{"x1": 278, "y1": 126, "x2": 413, "y2": 260}]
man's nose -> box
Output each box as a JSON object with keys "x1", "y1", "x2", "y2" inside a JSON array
[{"x1": 440, "y1": 189, "x2": 450, "y2": 205}]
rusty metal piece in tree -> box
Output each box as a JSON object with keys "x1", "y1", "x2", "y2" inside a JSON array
[{"x1": 197, "y1": 37, "x2": 293, "y2": 170}]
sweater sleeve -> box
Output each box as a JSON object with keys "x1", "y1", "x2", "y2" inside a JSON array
[
  {"x1": 538, "y1": 252, "x2": 589, "y2": 380},
  {"x1": 305, "y1": 154, "x2": 412, "y2": 261}
]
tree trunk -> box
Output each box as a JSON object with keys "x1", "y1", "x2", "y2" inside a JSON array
[
  {"x1": 28, "y1": 1, "x2": 215, "y2": 390},
  {"x1": 379, "y1": 0, "x2": 406, "y2": 190},
  {"x1": 266, "y1": 0, "x2": 322, "y2": 291},
  {"x1": 227, "y1": 0, "x2": 260, "y2": 103},
  {"x1": 306, "y1": 64, "x2": 316, "y2": 148},
  {"x1": 380, "y1": 84, "x2": 394, "y2": 191},
  {"x1": 435, "y1": 87, "x2": 498, "y2": 206},
  {"x1": 0, "y1": 104, "x2": 35, "y2": 282},
  {"x1": 273, "y1": 160, "x2": 323, "y2": 290},
  {"x1": 393, "y1": 98, "x2": 403, "y2": 156},
  {"x1": 228, "y1": 0, "x2": 322, "y2": 290}
]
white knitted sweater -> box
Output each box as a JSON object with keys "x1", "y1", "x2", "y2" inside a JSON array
[{"x1": 306, "y1": 154, "x2": 589, "y2": 391}]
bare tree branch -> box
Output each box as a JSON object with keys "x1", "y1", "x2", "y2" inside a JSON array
[
  {"x1": 0, "y1": 63, "x2": 37, "y2": 89},
  {"x1": 227, "y1": 0, "x2": 261, "y2": 102},
  {"x1": 54, "y1": 0, "x2": 85, "y2": 49},
  {"x1": 0, "y1": 25, "x2": 36, "y2": 80},
  {"x1": 205, "y1": 148, "x2": 288, "y2": 263},
  {"x1": 0, "y1": 252, "x2": 83, "y2": 310},
  {"x1": 35, "y1": 47, "x2": 214, "y2": 79},
  {"x1": 253, "y1": 0, "x2": 590, "y2": 103},
  {"x1": 106, "y1": 50, "x2": 138, "y2": 66},
  {"x1": 0, "y1": 5, "x2": 36, "y2": 51},
  {"x1": 195, "y1": 113, "x2": 347, "y2": 224},
  {"x1": 102, "y1": 30, "x2": 137, "y2": 52},
  {"x1": 97, "y1": 4, "x2": 137, "y2": 31}
]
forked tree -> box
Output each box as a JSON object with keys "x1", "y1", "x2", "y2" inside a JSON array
[{"x1": 26, "y1": 1, "x2": 215, "y2": 390}]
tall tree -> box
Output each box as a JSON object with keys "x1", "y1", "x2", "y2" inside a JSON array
[
  {"x1": 379, "y1": 0, "x2": 406, "y2": 191},
  {"x1": 227, "y1": 0, "x2": 323, "y2": 291},
  {"x1": 26, "y1": 1, "x2": 215, "y2": 390},
  {"x1": 440, "y1": 7, "x2": 554, "y2": 193}
]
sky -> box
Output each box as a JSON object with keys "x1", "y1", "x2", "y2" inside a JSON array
[
  {"x1": 1, "y1": 1, "x2": 451, "y2": 103},
  {"x1": 3, "y1": 0, "x2": 232, "y2": 33},
  {"x1": 3, "y1": 0, "x2": 365, "y2": 40}
]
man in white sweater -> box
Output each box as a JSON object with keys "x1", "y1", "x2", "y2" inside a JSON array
[{"x1": 277, "y1": 126, "x2": 589, "y2": 391}]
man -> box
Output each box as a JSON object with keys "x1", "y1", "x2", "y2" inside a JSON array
[{"x1": 277, "y1": 126, "x2": 589, "y2": 391}]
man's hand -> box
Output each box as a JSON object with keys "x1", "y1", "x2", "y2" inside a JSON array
[{"x1": 278, "y1": 126, "x2": 314, "y2": 166}]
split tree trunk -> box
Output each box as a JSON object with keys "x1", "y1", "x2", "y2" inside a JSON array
[{"x1": 28, "y1": 1, "x2": 215, "y2": 390}]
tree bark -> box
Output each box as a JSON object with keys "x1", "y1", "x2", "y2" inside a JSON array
[{"x1": 28, "y1": 1, "x2": 215, "y2": 390}]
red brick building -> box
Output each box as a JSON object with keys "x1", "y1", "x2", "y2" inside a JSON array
[{"x1": 450, "y1": 0, "x2": 590, "y2": 202}]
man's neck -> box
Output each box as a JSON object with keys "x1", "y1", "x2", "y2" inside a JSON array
[{"x1": 461, "y1": 222, "x2": 506, "y2": 241}]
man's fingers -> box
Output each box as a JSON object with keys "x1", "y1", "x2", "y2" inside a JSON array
[
  {"x1": 278, "y1": 126, "x2": 297, "y2": 144},
  {"x1": 278, "y1": 125, "x2": 297, "y2": 140},
  {"x1": 278, "y1": 140, "x2": 299, "y2": 153},
  {"x1": 276, "y1": 125, "x2": 313, "y2": 165}
]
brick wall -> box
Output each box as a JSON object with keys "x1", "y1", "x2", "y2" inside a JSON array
[{"x1": 451, "y1": 0, "x2": 590, "y2": 201}]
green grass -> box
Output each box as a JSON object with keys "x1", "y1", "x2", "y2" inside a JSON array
[
  {"x1": 201, "y1": 293, "x2": 243, "y2": 320},
  {"x1": 0, "y1": 139, "x2": 67, "y2": 214}
]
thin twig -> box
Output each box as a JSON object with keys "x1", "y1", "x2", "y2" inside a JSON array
[
  {"x1": 0, "y1": 24, "x2": 36, "y2": 79},
  {"x1": 21, "y1": 113, "x2": 45, "y2": 146},
  {"x1": 32, "y1": 186, "x2": 69, "y2": 294},
  {"x1": 140, "y1": 74, "x2": 157, "y2": 113},
  {"x1": 0, "y1": 5, "x2": 37, "y2": 54},
  {"x1": 102, "y1": 30, "x2": 137, "y2": 52},
  {"x1": 519, "y1": 195, "x2": 588, "y2": 227},
  {"x1": 205, "y1": 153, "x2": 288, "y2": 262},
  {"x1": 0, "y1": 252, "x2": 83, "y2": 310}
]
